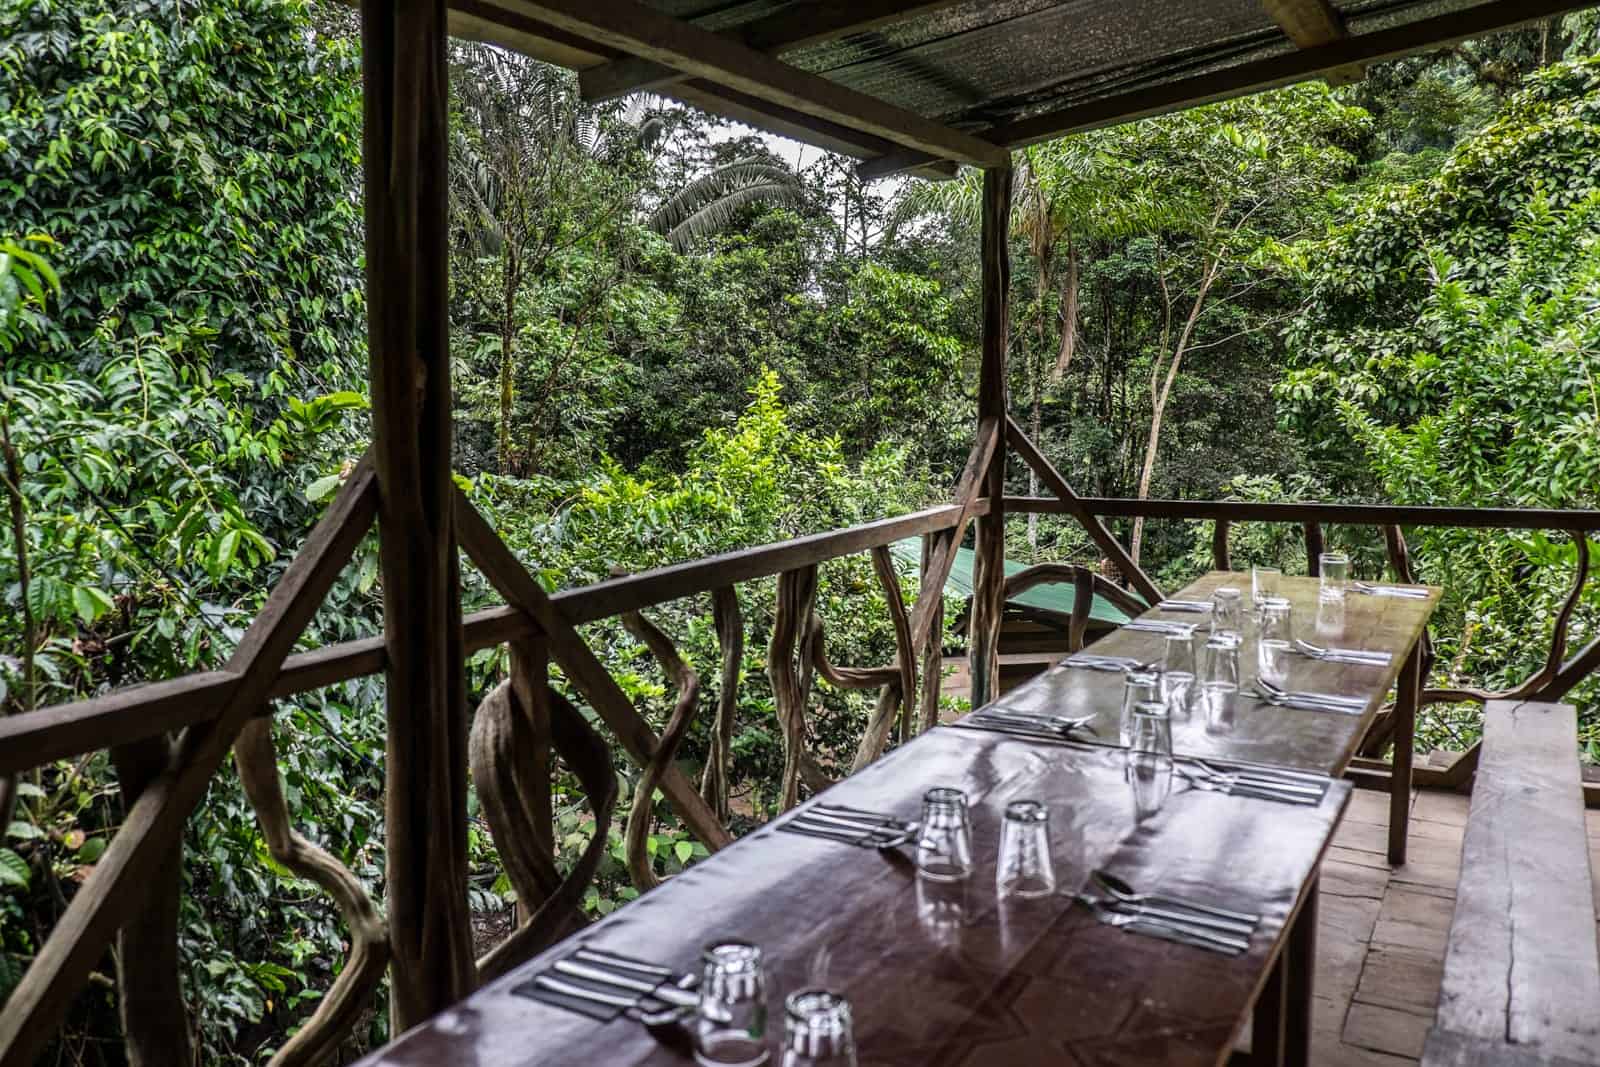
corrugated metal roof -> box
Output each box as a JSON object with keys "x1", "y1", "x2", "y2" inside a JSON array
[{"x1": 451, "y1": 0, "x2": 1595, "y2": 173}]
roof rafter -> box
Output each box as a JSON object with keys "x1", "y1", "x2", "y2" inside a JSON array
[
  {"x1": 478, "y1": 0, "x2": 1010, "y2": 168},
  {"x1": 1261, "y1": 0, "x2": 1364, "y2": 85},
  {"x1": 580, "y1": 0, "x2": 966, "y2": 103}
]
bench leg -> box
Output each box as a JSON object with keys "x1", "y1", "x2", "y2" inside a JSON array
[
  {"x1": 1388, "y1": 645, "x2": 1421, "y2": 866},
  {"x1": 1251, "y1": 946, "x2": 1287, "y2": 1067}
]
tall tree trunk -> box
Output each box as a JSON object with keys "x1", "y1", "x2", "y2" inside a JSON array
[
  {"x1": 1130, "y1": 256, "x2": 1220, "y2": 567},
  {"x1": 498, "y1": 250, "x2": 516, "y2": 476},
  {"x1": 1051, "y1": 233, "x2": 1079, "y2": 382}
]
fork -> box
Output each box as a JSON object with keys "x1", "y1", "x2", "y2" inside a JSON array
[
  {"x1": 1255, "y1": 677, "x2": 1367, "y2": 710},
  {"x1": 978, "y1": 708, "x2": 1097, "y2": 732},
  {"x1": 967, "y1": 711, "x2": 1093, "y2": 740},
  {"x1": 1353, "y1": 581, "x2": 1430, "y2": 599},
  {"x1": 1077, "y1": 896, "x2": 1250, "y2": 953},
  {"x1": 1293, "y1": 638, "x2": 1391, "y2": 666}
]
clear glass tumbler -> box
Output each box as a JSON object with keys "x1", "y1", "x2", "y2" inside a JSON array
[
  {"x1": 1201, "y1": 634, "x2": 1240, "y2": 735},
  {"x1": 1256, "y1": 596, "x2": 1293, "y2": 689},
  {"x1": 695, "y1": 941, "x2": 769, "y2": 1067},
  {"x1": 1160, "y1": 631, "x2": 1195, "y2": 718},
  {"x1": 1319, "y1": 552, "x2": 1350, "y2": 601},
  {"x1": 914, "y1": 787, "x2": 973, "y2": 882},
  {"x1": 1210, "y1": 586, "x2": 1245, "y2": 638},
  {"x1": 1127, "y1": 700, "x2": 1173, "y2": 820},
  {"x1": 1119, "y1": 668, "x2": 1161, "y2": 746},
  {"x1": 996, "y1": 799, "x2": 1056, "y2": 899},
  {"x1": 781, "y1": 989, "x2": 856, "y2": 1067},
  {"x1": 1251, "y1": 566, "x2": 1282, "y2": 610}
]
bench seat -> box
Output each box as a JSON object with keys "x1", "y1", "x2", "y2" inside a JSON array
[{"x1": 1423, "y1": 699, "x2": 1600, "y2": 1066}]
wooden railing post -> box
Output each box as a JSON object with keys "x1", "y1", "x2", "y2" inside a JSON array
[
  {"x1": 970, "y1": 163, "x2": 1012, "y2": 710},
  {"x1": 109, "y1": 737, "x2": 190, "y2": 1067},
  {"x1": 508, "y1": 637, "x2": 553, "y2": 924},
  {"x1": 1304, "y1": 521, "x2": 1324, "y2": 577},
  {"x1": 771, "y1": 566, "x2": 820, "y2": 809},
  {"x1": 1212, "y1": 519, "x2": 1232, "y2": 572},
  {"x1": 918, "y1": 531, "x2": 947, "y2": 733},
  {"x1": 702, "y1": 587, "x2": 743, "y2": 822}
]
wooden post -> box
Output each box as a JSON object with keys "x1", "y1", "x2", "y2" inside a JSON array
[
  {"x1": 508, "y1": 637, "x2": 553, "y2": 925},
  {"x1": 969, "y1": 164, "x2": 1012, "y2": 709},
  {"x1": 362, "y1": 0, "x2": 476, "y2": 1027}
]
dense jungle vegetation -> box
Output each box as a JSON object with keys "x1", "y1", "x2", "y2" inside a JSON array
[{"x1": 2, "y1": 1, "x2": 1598, "y2": 1061}]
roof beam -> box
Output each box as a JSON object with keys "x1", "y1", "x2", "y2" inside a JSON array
[
  {"x1": 1261, "y1": 0, "x2": 1364, "y2": 85},
  {"x1": 581, "y1": 0, "x2": 964, "y2": 103},
  {"x1": 485, "y1": 0, "x2": 1011, "y2": 168},
  {"x1": 988, "y1": 0, "x2": 1598, "y2": 149}
]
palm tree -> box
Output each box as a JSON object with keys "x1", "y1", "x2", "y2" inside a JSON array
[{"x1": 646, "y1": 157, "x2": 804, "y2": 252}]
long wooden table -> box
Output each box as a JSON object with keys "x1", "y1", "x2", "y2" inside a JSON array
[
  {"x1": 994, "y1": 572, "x2": 1438, "y2": 864},
  {"x1": 358, "y1": 570, "x2": 1435, "y2": 1067}
]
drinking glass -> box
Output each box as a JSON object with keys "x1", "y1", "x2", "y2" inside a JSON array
[
  {"x1": 1256, "y1": 596, "x2": 1293, "y2": 688},
  {"x1": 1319, "y1": 552, "x2": 1350, "y2": 601},
  {"x1": 915, "y1": 787, "x2": 973, "y2": 882},
  {"x1": 915, "y1": 872, "x2": 969, "y2": 945},
  {"x1": 1119, "y1": 669, "x2": 1161, "y2": 746},
  {"x1": 996, "y1": 799, "x2": 1056, "y2": 899},
  {"x1": 781, "y1": 989, "x2": 856, "y2": 1067},
  {"x1": 1201, "y1": 634, "x2": 1240, "y2": 735},
  {"x1": 1160, "y1": 631, "x2": 1195, "y2": 718},
  {"x1": 1251, "y1": 566, "x2": 1282, "y2": 610},
  {"x1": 695, "y1": 941, "x2": 769, "y2": 1067},
  {"x1": 1210, "y1": 586, "x2": 1245, "y2": 638},
  {"x1": 1127, "y1": 700, "x2": 1174, "y2": 820}
]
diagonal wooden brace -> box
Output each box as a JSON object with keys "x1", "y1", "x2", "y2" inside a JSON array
[
  {"x1": 0, "y1": 456, "x2": 380, "y2": 1067},
  {"x1": 452, "y1": 489, "x2": 731, "y2": 850}
]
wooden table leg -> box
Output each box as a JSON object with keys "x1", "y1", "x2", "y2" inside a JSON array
[
  {"x1": 1388, "y1": 644, "x2": 1421, "y2": 866},
  {"x1": 1285, "y1": 878, "x2": 1318, "y2": 1065},
  {"x1": 1252, "y1": 942, "x2": 1288, "y2": 1066}
]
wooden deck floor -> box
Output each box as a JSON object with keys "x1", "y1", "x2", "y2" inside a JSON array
[{"x1": 1309, "y1": 787, "x2": 1600, "y2": 1064}]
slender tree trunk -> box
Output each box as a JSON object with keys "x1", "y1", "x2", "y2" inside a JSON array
[
  {"x1": 1130, "y1": 256, "x2": 1220, "y2": 566},
  {"x1": 1051, "y1": 233, "x2": 1079, "y2": 382},
  {"x1": 498, "y1": 250, "x2": 517, "y2": 475}
]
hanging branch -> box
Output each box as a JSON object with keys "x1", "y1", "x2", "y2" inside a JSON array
[
  {"x1": 769, "y1": 565, "x2": 818, "y2": 810},
  {"x1": 618, "y1": 606, "x2": 700, "y2": 893},
  {"x1": 234, "y1": 718, "x2": 390, "y2": 1067},
  {"x1": 700, "y1": 586, "x2": 742, "y2": 822}
]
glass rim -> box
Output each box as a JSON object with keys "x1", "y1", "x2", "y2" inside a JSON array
[
  {"x1": 1259, "y1": 595, "x2": 1292, "y2": 610},
  {"x1": 923, "y1": 786, "x2": 967, "y2": 807},
  {"x1": 1319, "y1": 551, "x2": 1350, "y2": 564},
  {"x1": 1212, "y1": 586, "x2": 1243, "y2": 600},
  {"x1": 1003, "y1": 799, "x2": 1049, "y2": 823},
  {"x1": 1132, "y1": 699, "x2": 1170, "y2": 718},
  {"x1": 1123, "y1": 667, "x2": 1161, "y2": 683},
  {"x1": 1251, "y1": 564, "x2": 1282, "y2": 574},
  {"x1": 785, "y1": 988, "x2": 849, "y2": 1020},
  {"x1": 701, "y1": 940, "x2": 762, "y2": 969}
]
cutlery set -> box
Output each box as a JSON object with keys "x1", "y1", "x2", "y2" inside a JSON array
[
  {"x1": 1060, "y1": 653, "x2": 1153, "y2": 673},
  {"x1": 1353, "y1": 581, "x2": 1430, "y2": 599},
  {"x1": 1077, "y1": 869, "x2": 1260, "y2": 956},
  {"x1": 961, "y1": 707, "x2": 1098, "y2": 743},
  {"x1": 1292, "y1": 637, "x2": 1391, "y2": 666},
  {"x1": 516, "y1": 946, "x2": 700, "y2": 1046},
  {"x1": 1174, "y1": 758, "x2": 1327, "y2": 806},
  {"x1": 777, "y1": 803, "x2": 919, "y2": 850},
  {"x1": 1248, "y1": 677, "x2": 1368, "y2": 715}
]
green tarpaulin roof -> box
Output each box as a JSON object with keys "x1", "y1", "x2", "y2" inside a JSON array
[{"x1": 890, "y1": 540, "x2": 1139, "y2": 626}]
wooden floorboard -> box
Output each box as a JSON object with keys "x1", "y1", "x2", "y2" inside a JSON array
[{"x1": 1309, "y1": 787, "x2": 1472, "y2": 1065}]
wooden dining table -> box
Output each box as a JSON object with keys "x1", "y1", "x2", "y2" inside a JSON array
[{"x1": 357, "y1": 571, "x2": 1438, "y2": 1067}]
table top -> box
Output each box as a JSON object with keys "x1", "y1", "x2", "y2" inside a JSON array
[
  {"x1": 360, "y1": 726, "x2": 1351, "y2": 1067},
  {"x1": 989, "y1": 571, "x2": 1440, "y2": 774}
]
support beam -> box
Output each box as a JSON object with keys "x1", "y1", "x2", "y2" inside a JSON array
[
  {"x1": 362, "y1": 0, "x2": 476, "y2": 1030},
  {"x1": 969, "y1": 165, "x2": 1012, "y2": 709},
  {"x1": 488, "y1": 0, "x2": 1010, "y2": 168},
  {"x1": 581, "y1": 0, "x2": 964, "y2": 101}
]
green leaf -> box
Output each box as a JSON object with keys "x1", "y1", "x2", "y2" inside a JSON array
[
  {"x1": 78, "y1": 837, "x2": 107, "y2": 864},
  {"x1": 72, "y1": 585, "x2": 115, "y2": 626},
  {"x1": 15, "y1": 783, "x2": 44, "y2": 800},
  {"x1": 6, "y1": 821, "x2": 42, "y2": 841},
  {"x1": 305, "y1": 473, "x2": 342, "y2": 502},
  {"x1": 673, "y1": 840, "x2": 693, "y2": 864},
  {"x1": 0, "y1": 848, "x2": 28, "y2": 889}
]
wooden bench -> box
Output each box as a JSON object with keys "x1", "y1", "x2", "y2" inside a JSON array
[{"x1": 1423, "y1": 699, "x2": 1600, "y2": 1066}]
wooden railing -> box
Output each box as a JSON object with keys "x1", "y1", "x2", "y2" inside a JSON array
[{"x1": 5, "y1": 410, "x2": 1598, "y2": 1064}]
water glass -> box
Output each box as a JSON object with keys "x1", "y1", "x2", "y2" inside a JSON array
[
  {"x1": 1127, "y1": 700, "x2": 1174, "y2": 820},
  {"x1": 914, "y1": 787, "x2": 973, "y2": 882},
  {"x1": 1319, "y1": 552, "x2": 1350, "y2": 601},
  {"x1": 915, "y1": 872, "x2": 969, "y2": 944},
  {"x1": 996, "y1": 800, "x2": 1056, "y2": 899},
  {"x1": 781, "y1": 989, "x2": 856, "y2": 1067},
  {"x1": 1210, "y1": 586, "x2": 1245, "y2": 638},
  {"x1": 1256, "y1": 596, "x2": 1293, "y2": 688},
  {"x1": 1201, "y1": 634, "x2": 1240, "y2": 735},
  {"x1": 1251, "y1": 566, "x2": 1282, "y2": 610},
  {"x1": 695, "y1": 941, "x2": 769, "y2": 1067},
  {"x1": 1160, "y1": 631, "x2": 1195, "y2": 718},
  {"x1": 1119, "y1": 669, "x2": 1161, "y2": 746}
]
